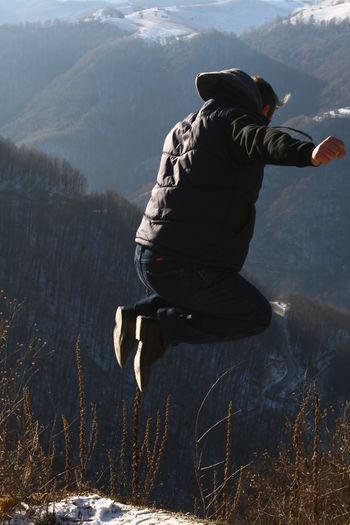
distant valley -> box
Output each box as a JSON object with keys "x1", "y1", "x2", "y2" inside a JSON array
[
  {"x1": 0, "y1": 25, "x2": 321, "y2": 194},
  {"x1": 0, "y1": 17, "x2": 349, "y2": 309}
]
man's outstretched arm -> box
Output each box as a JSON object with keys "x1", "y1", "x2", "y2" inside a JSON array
[{"x1": 231, "y1": 115, "x2": 346, "y2": 167}]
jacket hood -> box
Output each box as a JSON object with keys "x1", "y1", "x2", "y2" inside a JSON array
[{"x1": 195, "y1": 68, "x2": 263, "y2": 114}]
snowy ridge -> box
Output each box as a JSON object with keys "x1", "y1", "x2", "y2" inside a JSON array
[
  {"x1": 0, "y1": 0, "x2": 320, "y2": 38},
  {"x1": 8, "y1": 495, "x2": 205, "y2": 525},
  {"x1": 314, "y1": 106, "x2": 350, "y2": 121},
  {"x1": 291, "y1": 0, "x2": 350, "y2": 24},
  {"x1": 84, "y1": 0, "x2": 312, "y2": 40}
]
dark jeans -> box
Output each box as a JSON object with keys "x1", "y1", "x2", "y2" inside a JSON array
[{"x1": 134, "y1": 244, "x2": 271, "y2": 347}]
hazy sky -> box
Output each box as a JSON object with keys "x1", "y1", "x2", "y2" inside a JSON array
[
  {"x1": 58, "y1": 0, "x2": 125, "y2": 2},
  {"x1": 57, "y1": 0, "x2": 125, "y2": 3}
]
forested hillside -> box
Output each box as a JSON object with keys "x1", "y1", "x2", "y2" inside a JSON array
[
  {"x1": 0, "y1": 137, "x2": 141, "y2": 423},
  {"x1": 2, "y1": 20, "x2": 349, "y2": 313},
  {"x1": 242, "y1": 19, "x2": 350, "y2": 111},
  {"x1": 0, "y1": 22, "x2": 127, "y2": 129},
  {"x1": 0, "y1": 23, "x2": 320, "y2": 193},
  {"x1": 240, "y1": 19, "x2": 350, "y2": 305},
  {"x1": 1, "y1": 138, "x2": 350, "y2": 510},
  {"x1": 246, "y1": 112, "x2": 350, "y2": 308}
]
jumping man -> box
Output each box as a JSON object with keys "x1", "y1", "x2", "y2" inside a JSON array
[{"x1": 114, "y1": 68, "x2": 346, "y2": 391}]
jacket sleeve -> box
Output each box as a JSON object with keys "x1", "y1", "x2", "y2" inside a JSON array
[{"x1": 230, "y1": 115, "x2": 315, "y2": 167}]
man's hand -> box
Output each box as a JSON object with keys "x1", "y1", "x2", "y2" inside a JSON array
[{"x1": 311, "y1": 136, "x2": 346, "y2": 166}]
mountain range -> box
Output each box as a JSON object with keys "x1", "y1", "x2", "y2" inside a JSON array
[
  {"x1": 84, "y1": 0, "x2": 311, "y2": 40},
  {"x1": 0, "y1": 26, "x2": 321, "y2": 194},
  {"x1": 291, "y1": 0, "x2": 350, "y2": 23},
  {"x1": 0, "y1": 16, "x2": 349, "y2": 308},
  {"x1": 0, "y1": 0, "x2": 314, "y2": 32},
  {"x1": 3, "y1": 1, "x2": 350, "y2": 41},
  {"x1": 242, "y1": 17, "x2": 350, "y2": 111}
]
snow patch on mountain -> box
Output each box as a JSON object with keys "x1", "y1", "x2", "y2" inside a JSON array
[
  {"x1": 291, "y1": 0, "x2": 350, "y2": 24},
  {"x1": 83, "y1": 6, "x2": 187, "y2": 39},
  {"x1": 0, "y1": 0, "x2": 320, "y2": 37},
  {"x1": 314, "y1": 107, "x2": 350, "y2": 121},
  {"x1": 85, "y1": 7, "x2": 138, "y2": 31},
  {"x1": 85, "y1": 0, "x2": 313, "y2": 40}
]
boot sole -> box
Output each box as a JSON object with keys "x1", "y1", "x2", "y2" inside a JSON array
[
  {"x1": 134, "y1": 316, "x2": 165, "y2": 392},
  {"x1": 136, "y1": 315, "x2": 146, "y2": 341},
  {"x1": 114, "y1": 307, "x2": 135, "y2": 368},
  {"x1": 134, "y1": 317, "x2": 153, "y2": 392},
  {"x1": 134, "y1": 342, "x2": 144, "y2": 392}
]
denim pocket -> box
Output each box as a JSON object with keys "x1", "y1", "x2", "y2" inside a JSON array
[
  {"x1": 196, "y1": 267, "x2": 234, "y2": 287},
  {"x1": 144, "y1": 263, "x2": 186, "y2": 278}
]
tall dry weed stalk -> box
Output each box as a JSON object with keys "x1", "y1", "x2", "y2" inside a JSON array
[
  {"x1": 76, "y1": 334, "x2": 86, "y2": 489},
  {"x1": 145, "y1": 395, "x2": 170, "y2": 498},
  {"x1": 108, "y1": 451, "x2": 115, "y2": 498},
  {"x1": 23, "y1": 387, "x2": 55, "y2": 499},
  {"x1": 220, "y1": 400, "x2": 232, "y2": 522},
  {"x1": 69, "y1": 334, "x2": 98, "y2": 492},
  {"x1": 289, "y1": 385, "x2": 312, "y2": 525},
  {"x1": 116, "y1": 389, "x2": 170, "y2": 505},
  {"x1": 119, "y1": 400, "x2": 128, "y2": 492},
  {"x1": 132, "y1": 387, "x2": 142, "y2": 498},
  {"x1": 62, "y1": 415, "x2": 72, "y2": 492},
  {"x1": 312, "y1": 380, "x2": 320, "y2": 525},
  {"x1": 194, "y1": 367, "x2": 246, "y2": 523}
]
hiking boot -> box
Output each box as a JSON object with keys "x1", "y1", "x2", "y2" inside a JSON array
[
  {"x1": 114, "y1": 306, "x2": 137, "y2": 368},
  {"x1": 134, "y1": 316, "x2": 165, "y2": 392}
]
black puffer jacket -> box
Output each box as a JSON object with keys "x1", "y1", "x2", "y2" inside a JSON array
[{"x1": 135, "y1": 69, "x2": 315, "y2": 270}]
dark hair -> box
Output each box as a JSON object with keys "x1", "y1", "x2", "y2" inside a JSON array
[{"x1": 252, "y1": 76, "x2": 290, "y2": 117}]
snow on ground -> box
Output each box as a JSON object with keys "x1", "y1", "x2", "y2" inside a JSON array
[
  {"x1": 84, "y1": 0, "x2": 312, "y2": 40},
  {"x1": 314, "y1": 107, "x2": 350, "y2": 121},
  {"x1": 8, "y1": 494, "x2": 205, "y2": 525},
  {"x1": 291, "y1": 0, "x2": 350, "y2": 24}
]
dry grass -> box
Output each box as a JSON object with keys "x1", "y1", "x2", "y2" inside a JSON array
[
  {"x1": 0, "y1": 294, "x2": 170, "y2": 521},
  {"x1": 219, "y1": 381, "x2": 350, "y2": 524},
  {"x1": 3, "y1": 291, "x2": 350, "y2": 524},
  {"x1": 193, "y1": 371, "x2": 350, "y2": 525},
  {"x1": 0, "y1": 292, "x2": 55, "y2": 519}
]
